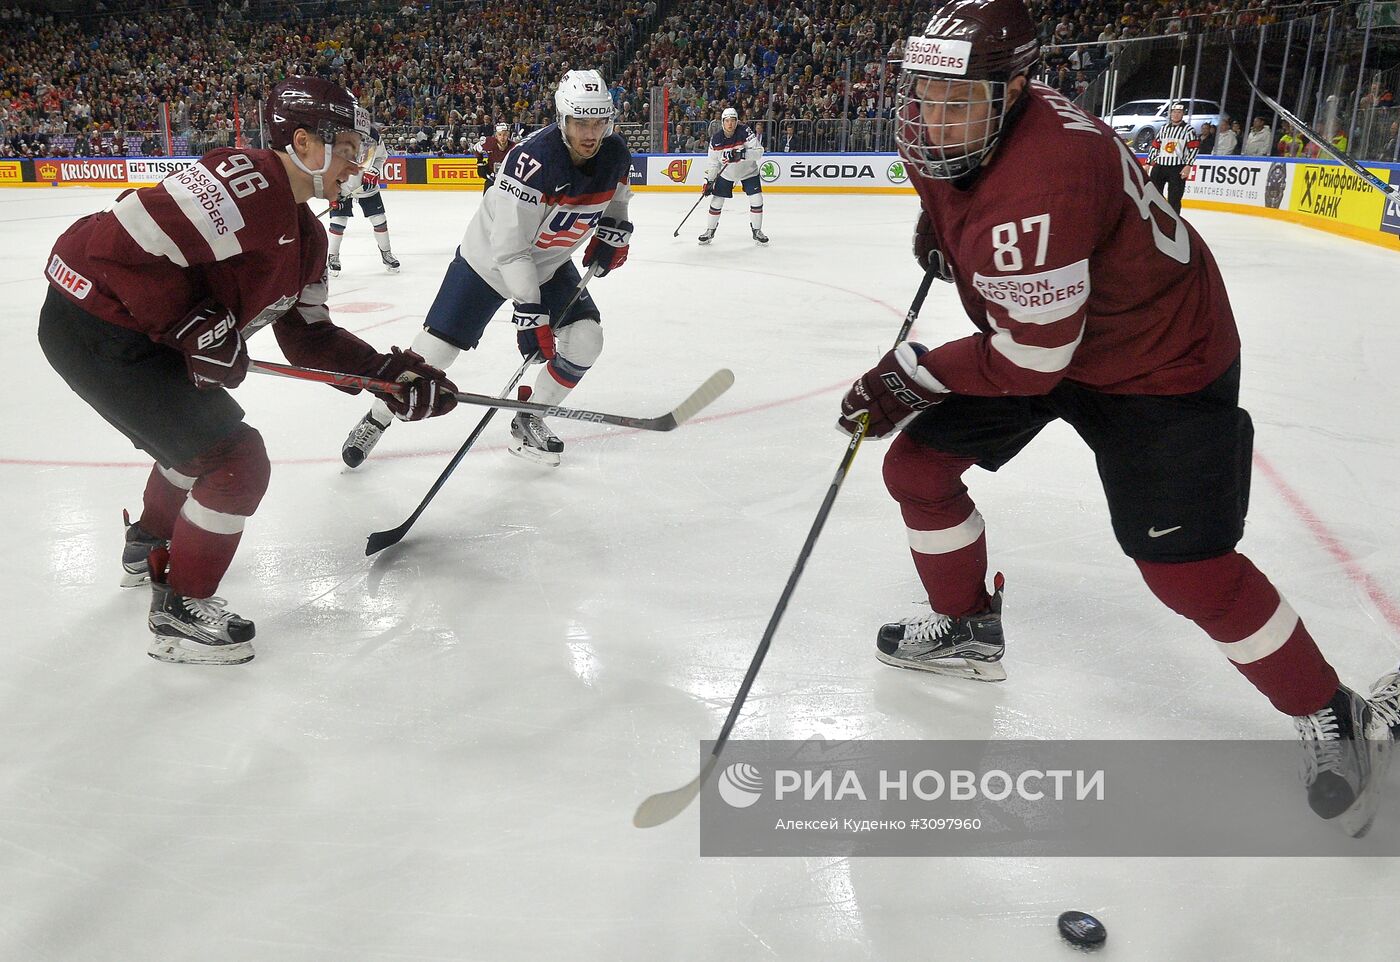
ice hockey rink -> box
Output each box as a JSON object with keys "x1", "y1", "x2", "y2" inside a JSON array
[{"x1": 2, "y1": 183, "x2": 1399, "y2": 961}]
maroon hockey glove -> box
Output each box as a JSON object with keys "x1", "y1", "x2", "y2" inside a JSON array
[
  {"x1": 513, "y1": 302, "x2": 555, "y2": 361},
  {"x1": 913, "y1": 210, "x2": 954, "y2": 284},
  {"x1": 167, "y1": 299, "x2": 248, "y2": 389},
  {"x1": 582, "y1": 217, "x2": 633, "y2": 277},
  {"x1": 367, "y1": 347, "x2": 458, "y2": 421},
  {"x1": 838, "y1": 343, "x2": 948, "y2": 439}
]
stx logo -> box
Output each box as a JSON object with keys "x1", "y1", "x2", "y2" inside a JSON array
[{"x1": 663, "y1": 159, "x2": 693, "y2": 183}]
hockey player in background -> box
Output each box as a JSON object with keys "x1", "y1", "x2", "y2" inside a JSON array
[
  {"x1": 328, "y1": 124, "x2": 401, "y2": 275},
  {"x1": 837, "y1": 0, "x2": 1399, "y2": 835},
  {"x1": 37, "y1": 78, "x2": 458, "y2": 666},
  {"x1": 476, "y1": 122, "x2": 516, "y2": 192},
  {"x1": 341, "y1": 69, "x2": 633, "y2": 469},
  {"x1": 698, "y1": 106, "x2": 768, "y2": 245}
]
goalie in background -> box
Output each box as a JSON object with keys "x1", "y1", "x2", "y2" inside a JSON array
[
  {"x1": 698, "y1": 106, "x2": 768, "y2": 245},
  {"x1": 328, "y1": 124, "x2": 400, "y2": 275}
]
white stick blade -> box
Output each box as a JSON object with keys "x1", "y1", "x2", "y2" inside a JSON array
[
  {"x1": 633, "y1": 756, "x2": 719, "y2": 828},
  {"x1": 669, "y1": 369, "x2": 735, "y2": 428}
]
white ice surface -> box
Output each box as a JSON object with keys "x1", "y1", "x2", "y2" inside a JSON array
[{"x1": 2, "y1": 185, "x2": 1399, "y2": 960}]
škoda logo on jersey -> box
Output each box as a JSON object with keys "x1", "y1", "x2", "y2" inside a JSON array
[{"x1": 663, "y1": 159, "x2": 692, "y2": 183}]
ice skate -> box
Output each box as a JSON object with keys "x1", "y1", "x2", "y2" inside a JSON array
[
  {"x1": 121, "y1": 509, "x2": 168, "y2": 588},
  {"x1": 341, "y1": 410, "x2": 391, "y2": 468},
  {"x1": 1368, "y1": 666, "x2": 1400, "y2": 736},
  {"x1": 697, "y1": 228, "x2": 716, "y2": 245},
  {"x1": 380, "y1": 248, "x2": 401, "y2": 273},
  {"x1": 146, "y1": 548, "x2": 255, "y2": 666},
  {"x1": 751, "y1": 226, "x2": 769, "y2": 245},
  {"x1": 327, "y1": 252, "x2": 341, "y2": 276},
  {"x1": 876, "y1": 574, "x2": 1007, "y2": 682},
  {"x1": 1292, "y1": 685, "x2": 1392, "y2": 837},
  {"x1": 508, "y1": 412, "x2": 563, "y2": 467}
]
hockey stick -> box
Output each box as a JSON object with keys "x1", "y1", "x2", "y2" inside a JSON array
[
  {"x1": 1227, "y1": 44, "x2": 1399, "y2": 203},
  {"x1": 363, "y1": 268, "x2": 599, "y2": 556},
  {"x1": 249, "y1": 361, "x2": 734, "y2": 432},
  {"x1": 672, "y1": 161, "x2": 728, "y2": 237},
  {"x1": 633, "y1": 269, "x2": 938, "y2": 829}
]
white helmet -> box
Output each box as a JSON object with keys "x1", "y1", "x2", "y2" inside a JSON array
[
  {"x1": 722, "y1": 107, "x2": 739, "y2": 121},
  {"x1": 555, "y1": 69, "x2": 614, "y2": 138}
]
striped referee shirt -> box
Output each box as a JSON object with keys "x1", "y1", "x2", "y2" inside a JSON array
[{"x1": 1148, "y1": 121, "x2": 1199, "y2": 166}]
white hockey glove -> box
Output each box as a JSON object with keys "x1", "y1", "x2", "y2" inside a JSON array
[{"x1": 513, "y1": 303, "x2": 554, "y2": 361}]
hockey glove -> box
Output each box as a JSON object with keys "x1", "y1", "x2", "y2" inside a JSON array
[
  {"x1": 361, "y1": 168, "x2": 381, "y2": 191},
  {"x1": 701, "y1": 179, "x2": 714, "y2": 197},
  {"x1": 837, "y1": 343, "x2": 948, "y2": 439},
  {"x1": 723, "y1": 146, "x2": 746, "y2": 163},
  {"x1": 167, "y1": 298, "x2": 248, "y2": 389},
  {"x1": 913, "y1": 210, "x2": 954, "y2": 284},
  {"x1": 513, "y1": 302, "x2": 555, "y2": 361},
  {"x1": 366, "y1": 347, "x2": 458, "y2": 421},
  {"x1": 582, "y1": 217, "x2": 633, "y2": 277}
]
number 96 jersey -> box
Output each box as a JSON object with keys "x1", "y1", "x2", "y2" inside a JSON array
[
  {"x1": 459, "y1": 122, "x2": 633, "y2": 306},
  {"x1": 44, "y1": 148, "x2": 358, "y2": 359},
  {"x1": 912, "y1": 82, "x2": 1241, "y2": 400}
]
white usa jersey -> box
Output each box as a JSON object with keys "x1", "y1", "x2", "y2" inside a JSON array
[
  {"x1": 460, "y1": 123, "x2": 633, "y2": 305},
  {"x1": 344, "y1": 139, "x2": 389, "y2": 197},
  {"x1": 705, "y1": 122, "x2": 764, "y2": 183}
]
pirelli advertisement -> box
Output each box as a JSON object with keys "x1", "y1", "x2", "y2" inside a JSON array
[{"x1": 7, "y1": 152, "x2": 1396, "y2": 249}]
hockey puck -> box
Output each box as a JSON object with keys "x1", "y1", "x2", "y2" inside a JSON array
[{"x1": 1057, "y1": 911, "x2": 1106, "y2": 947}]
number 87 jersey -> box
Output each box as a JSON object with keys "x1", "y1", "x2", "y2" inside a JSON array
[
  {"x1": 458, "y1": 121, "x2": 634, "y2": 306},
  {"x1": 912, "y1": 81, "x2": 1241, "y2": 400}
]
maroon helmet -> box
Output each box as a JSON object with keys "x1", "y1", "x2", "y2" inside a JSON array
[
  {"x1": 266, "y1": 76, "x2": 370, "y2": 156},
  {"x1": 896, "y1": 0, "x2": 1041, "y2": 180}
]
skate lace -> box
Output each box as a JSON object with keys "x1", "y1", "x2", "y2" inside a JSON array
[
  {"x1": 183, "y1": 596, "x2": 234, "y2": 628},
  {"x1": 1292, "y1": 708, "x2": 1344, "y2": 781},
  {"x1": 1369, "y1": 672, "x2": 1400, "y2": 730},
  {"x1": 348, "y1": 417, "x2": 384, "y2": 448},
  {"x1": 899, "y1": 612, "x2": 953, "y2": 643}
]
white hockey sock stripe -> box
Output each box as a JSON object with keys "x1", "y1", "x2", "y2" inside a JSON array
[
  {"x1": 1217, "y1": 598, "x2": 1299, "y2": 664},
  {"x1": 157, "y1": 464, "x2": 198, "y2": 490},
  {"x1": 180, "y1": 498, "x2": 247, "y2": 536},
  {"x1": 906, "y1": 509, "x2": 984, "y2": 555}
]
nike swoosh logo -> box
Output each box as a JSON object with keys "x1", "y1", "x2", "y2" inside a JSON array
[
  {"x1": 554, "y1": 184, "x2": 570, "y2": 192},
  {"x1": 278, "y1": 235, "x2": 295, "y2": 245},
  {"x1": 1148, "y1": 525, "x2": 1183, "y2": 538}
]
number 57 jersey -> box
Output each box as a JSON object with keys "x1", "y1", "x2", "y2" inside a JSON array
[
  {"x1": 913, "y1": 82, "x2": 1241, "y2": 400},
  {"x1": 459, "y1": 123, "x2": 633, "y2": 305}
]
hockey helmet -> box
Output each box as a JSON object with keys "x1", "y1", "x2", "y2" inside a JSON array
[
  {"x1": 895, "y1": 0, "x2": 1040, "y2": 179},
  {"x1": 555, "y1": 69, "x2": 615, "y2": 149},
  {"x1": 267, "y1": 77, "x2": 371, "y2": 158},
  {"x1": 721, "y1": 107, "x2": 739, "y2": 120}
]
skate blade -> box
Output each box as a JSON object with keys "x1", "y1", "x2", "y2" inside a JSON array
[
  {"x1": 1338, "y1": 719, "x2": 1394, "y2": 838},
  {"x1": 384, "y1": 265, "x2": 401, "y2": 274},
  {"x1": 148, "y1": 637, "x2": 254, "y2": 666},
  {"x1": 120, "y1": 570, "x2": 151, "y2": 588},
  {"x1": 876, "y1": 650, "x2": 1007, "y2": 682},
  {"x1": 507, "y1": 440, "x2": 561, "y2": 467}
]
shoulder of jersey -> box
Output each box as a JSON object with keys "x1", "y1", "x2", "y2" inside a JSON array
[
  {"x1": 508, "y1": 125, "x2": 570, "y2": 175},
  {"x1": 598, "y1": 134, "x2": 633, "y2": 171},
  {"x1": 1020, "y1": 84, "x2": 1120, "y2": 166}
]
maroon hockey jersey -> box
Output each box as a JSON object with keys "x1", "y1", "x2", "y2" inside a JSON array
[
  {"x1": 45, "y1": 148, "x2": 379, "y2": 374},
  {"x1": 912, "y1": 82, "x2": 1240, "y2": 397}
]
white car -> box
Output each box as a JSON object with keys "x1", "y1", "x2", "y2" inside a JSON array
[{"x1": 1102, "y1": 98, "x2": 1222, "y2": 151}]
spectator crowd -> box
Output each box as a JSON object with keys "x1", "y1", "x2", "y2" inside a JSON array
[{"x1": 1, "y1": 0, "x2": 1393, "y2": 160}]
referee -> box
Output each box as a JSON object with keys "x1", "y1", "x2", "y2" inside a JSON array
[{"x1": 1147, "y1": 102, "x2": 1199, "y2": 214}]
